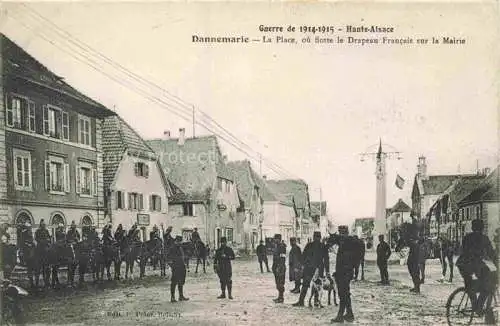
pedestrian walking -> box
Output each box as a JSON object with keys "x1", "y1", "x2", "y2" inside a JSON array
[
  {"x1": 352, "y1": 235, "x2": 365, "y2": 281},
  {"x1": 256, "y1": 240, "x2": 270, "y2": 273},
  {"x1": 331, "y1": 225, "x2": 358, "y2": 323},
  {"x1": 289, "y1": 237, "x2": 303, "y2": 293},
  {"x1": 272, "y1": 234, "x2": 287, "y2": 303},
  {"x1": 167, "y1": 235, "x2": 189, "y2": 303},
  {"x1": 214, "y1": 237, "x2": 235, "y2": 299},
  {"x1": 376, "y1": 234, "x2": 391, "y2": 285},
  {"x1": 292, "y1": 231, "x2": 330, "y2": 307},
  {"x1": 439, "y1": 235, "x2": 454, "y2": 283}
]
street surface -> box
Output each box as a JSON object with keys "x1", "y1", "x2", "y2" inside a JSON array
[{"x1": 16, "y1": 254, "x2": 463, "y2": 326}]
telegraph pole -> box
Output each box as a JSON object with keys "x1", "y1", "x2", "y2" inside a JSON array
[{"x1": 360, "y1": 139, "x2": 402, "y2": 250}]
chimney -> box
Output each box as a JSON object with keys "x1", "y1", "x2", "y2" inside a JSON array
[
  {"x1": 163, "y1": 130, "x2": 170, "y2": 140},
  {"x1": 262, "y1": 175, "x2": 267, "y2": 180},
  {"x1": 417, "y1": 156, "x2": 427, "y2": 180},
  {"x1": 178, "y1": 128, "x2": 185, "y2": 145}
]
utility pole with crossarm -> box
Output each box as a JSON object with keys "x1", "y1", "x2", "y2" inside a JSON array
[{"x1": 360, "y1": 139, "x2": 402, "y2": 250}]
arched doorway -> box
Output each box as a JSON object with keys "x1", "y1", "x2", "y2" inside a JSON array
[
  {"x1": 50, "y1": 213, "x2": 66, "y2": 241},
  {"x1": 15, "y1": 210, "x2": 33, "y2": 249},
  {"x1": 81, "y1": 215, "x2": 93, "y2": 239}
]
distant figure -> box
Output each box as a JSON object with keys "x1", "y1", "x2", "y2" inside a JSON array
[
  {"x1": 256, "y1": 240, "x2": 270, "y2": 273},
  {"x1": 167, "y1": 236, "x2": 189, "y2": 302},
  {"x1": 214, "y1": 237, "x2": 235, "y2": 299},
  {"x1": 191, "y1": 227, "x2": 201, "y2": 243},
  {"x1": 272, "y1": 234, "x2": 287, "y2": 303},
  {"x1": 439, "y1": 235, "x2": 454, "y2": 283},
  {"x1": 289, "y1": 237, "x2": 303, "y2": 293},
  {"x1": 66, "y1": 221, "x2": 80, "y2": 243},
  {"x1": 376, "y1": 234, "x2": 391, "y2": 285}
]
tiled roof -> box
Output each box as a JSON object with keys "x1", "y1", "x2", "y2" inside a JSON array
[
  {"x1": 421, "y1": 174, "x2": 478, "y2": 195},
  {"x1": 311, "y1": 201, "x2": 327, "y2": 217},
  {"x1": 459, "y1": 167, "x2": 499, "y2": 205},
  {"x1": 102, "y1": 115, "x2": 157, "y2": 189},
  {"x1": 389, "y1": 199, "x2": 411, "y2": 213},
  {"x1": 266, "y1": 179, "x2": 310, "y2": 213},
  {"x1": 2, "y1": 34, "x2": 114, "y2": 117},
  {"x1": 146, "y1": 135, "x2": 234, "y2": 202},
  {"x1": 227, "y1": 160, "x2": 257, "y2": 207}
]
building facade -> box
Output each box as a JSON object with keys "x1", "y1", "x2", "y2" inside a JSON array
[
  {"x1": 147, "y1": 130, "x2": 240, "y2": 249},
  {"x1": 102, "y1": 115, "x2": 172, "y2": 240},
  {"x1": 1, "y1": 34, "x2": 115, "y2": 245}
]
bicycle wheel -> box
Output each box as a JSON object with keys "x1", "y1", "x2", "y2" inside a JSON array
[{"x1": 446, "y1": 287, "x2": 474, "y2": 326}]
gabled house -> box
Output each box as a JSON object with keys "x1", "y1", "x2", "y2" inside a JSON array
[
  {"x1": 227, "y1": 160, "x2": 263, "y2": 251},
  {"x1": 386, "y1": 199, "x2": 412, "y2": 246},
  {"x1": 458, "y1": 166, "x2": 499, "y2": 242},
  {"x1": 426, "y1": 171, "x2": 487, "y2": 241},
  {"x1": 147, "y1": 130, "x2": 240, "y2": 248},
  {"x1": 267, "y1": 179, "x2": 311, "y2": 243},
  {"x1": 102, "y1": 115, "x2": 172, "y2": 241},
  {"x1": 0, "y1": 34, "x2": 116, "y2": 245},
  {"x1": 411, "y1": 156, "x2": 483, "y2": 235}
]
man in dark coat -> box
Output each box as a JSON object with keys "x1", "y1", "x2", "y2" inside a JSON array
[
  {"x1": 214, "y1": 236, "x2": 235, "y2": 299},
  {"x1": 102, "y1": 224, "x2": 114, "y2": 245},
  {"x1": 272, "y1": 233, "x2": 287, "y2": 303},
  {"x1": 353, "y1": 235, "x2": 365, "y2": 281},
  {"x1": 191, "y1": 227, "x2": 201, "y2": 243},
  {"x1": 440, "y1": 236, "x2": 454, "y2": 283},
  {"x1": 66, "y1": 221, "x2": 80, "y2": 243},
  {"x1": 19, "y1": 222, "x2": 33, "y2": 266},
  {"x1": 376, "y1": 234, "x2": 391, "y2": 285},
  {"x1": 114, "y1": 224, "x2": 125, "y2": 244},
  {"x1": 331, "y1": 226, "x2": 359, "y2": 323},
  {"x1": 167, "y1": 236, "x2": 189, "y2": 302},
  {"x1": 55, "y1": 224, "x2": 66, "y2": 243},
  {"x1": 163, "y1": 226, "x2": 174, "y2": 247},
  {"x1": 289, "y1": 237, "x2": 303, "y2": 293},
  {"x1": 256, "y1": 240, "x2": 270, "y2": 273},
  {"x1": 293, "y1": 231, "x2": 330, "y2": 307},
  {"x1": 35, "y1": 219, "x2": 51, "y2": 247}
]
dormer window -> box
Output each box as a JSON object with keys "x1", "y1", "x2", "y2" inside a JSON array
[{"x1": 134, "y1": 162, "x2": 149, "y2": 178}]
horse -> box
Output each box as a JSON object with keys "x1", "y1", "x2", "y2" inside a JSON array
[
  {"x1": 47, "y1": 241, "x2": 77, "y2": 288},
  {"x1": 102, "y1": 241, "x2": 122, "y2": 281},
  {"x1": 73, "y1": 239, "x2": 99, "y2": 286},
  {"x1": 353, "y1": 237, "x2": 366, "y2": 281},
  {"x1": 124, "y1": 239, "x2": 142, "y2": 280},
  {"x1": 1, "y1": 243, "x2": 18, "y2": 279},
  {"x1": 33, "y1": 241, "x2": 52, "y2": 289},
  {"x1": 138, "y1": 239, "x2": 166, "y2": 278},
  {"x1": 182, "y1": 241, "x2": 207, "y2": 274}
]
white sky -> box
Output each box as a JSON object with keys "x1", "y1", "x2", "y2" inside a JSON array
[{"x1": 1, "y1": 2, "x2": 498, "y2": 226}]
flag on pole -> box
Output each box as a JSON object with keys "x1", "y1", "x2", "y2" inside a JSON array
[{"x1": 395, "y1": 174, "x2": 405, "y2": 189}]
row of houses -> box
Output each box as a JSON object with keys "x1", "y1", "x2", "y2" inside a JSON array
[
  {"x1": 0, "y1": 34, "x2": 326, "y2": 252},
  {"x1": 411, "y1": 156, "x2": 499, "y2": 243}
]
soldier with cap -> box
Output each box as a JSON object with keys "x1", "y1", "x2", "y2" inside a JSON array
[
  {"x1": 35, "y1": 219, "x2": 51, "y2": 247},
  {"x1": 167, "y1": 235, "x2": 189, "y2": 302},
  {"x1": 256, "y1": 240, "x2": 270, "y2": 273},
  {"x1": 191, "y1": 227, "x2": 201, "y2": 244},
  {"x1": 55, "y1": 224, "x2": 66, "y2": 243},
  {"x1": 87, "y1": 226, "x2": 99, "y2": 245},
  {"x1": 102, "y1": 224, "x2": 114, "y2": 245},
  {"x1": 66, "y1": 221, "x2": 80, "y2": 243},
  {"x1": 272, "y1": 233, "x2": 287, "y2": 303},
  {"x1": 292, "y1": 231, "x2": 330, "y2": 306},
  {"x1": 289, "y1": 237, "x2": 303, "y2": 293},
  {"x1": 114, "y1": 224, "x2": 125, "y2": 244},
  {"x1": 331, "y1": 225, "x2": 359, "y2": 323},
  {"x1": 214, "y1": 236, "x2": 235, "y2": 299}
]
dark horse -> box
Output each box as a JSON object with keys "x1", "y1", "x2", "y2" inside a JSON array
[
  {"x1": 101, "y1": 241, "x2": 122, "y2": 281},
  {"x1": 72, "y1": 239, "x2": 101, "y2": 286},
  {"x1": 138, "y1": 239, "x2": 166, "y2": 278},
  {"x1": 1, "y1": 243, "x2": 18, "y2": 279},
  {"x1": 182, "y1": 241, "x2": 208, "y2": 274},
  {"x1": 124, "y1": 239, "x2": 142, "y2": 280},
  {"x1": 47, "y1": 241, "x2": 77, "y2": 288}
]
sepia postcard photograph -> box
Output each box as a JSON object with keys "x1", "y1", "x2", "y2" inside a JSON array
[{"x1": 0, "y1": 1, "x2": 498, "y2": 325}]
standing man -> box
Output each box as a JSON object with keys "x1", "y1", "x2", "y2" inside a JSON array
[
  {"x1": 331, "y1": 226, "x2": 358, "y2": 323},
  {"x1": 256, "y1": 240, "x2": 270, "y2": 273},
  {"x1": 214, "y1": 236, "x2": 235, "y2": 299},
  {"x1": 352, "y1": 235, "x2": 365, "y2": 281},
  {"x1": 289, "y1": 237, "x2": 303, "y2": 294},
  {"x1": 292, "y1": 231, "x2": 330, "y2": 307},
  {"x1": 35, "y1": 219, "x2": 51, "y2": 246},
  {"x1": 377, "y1": 234, "x2": 391, "y2": 285},
  {"x1": 66, "y1": 221, "x2": 80, "y2": 243},
  {"x1": 272, "y1": 234, "x2": 287, "y2": 303},
  {"x1": 440, "y1": 235, "x2": 454, "y2": 283},
  {"x1": 191, "y1": 227, "x2": 201, "y2": 243},
  {"x1": 114, "y1": 224, "x2": 125, "y2": 243},
  {"x1": 163, "y1": 226, "x2": 174, "y2": 247},
  {"x1": 55, "y1": 224, "x2": 66, "y2": 243},
  {"x1": 167, "y1": 235, "x2": 189, "y2": 302}
]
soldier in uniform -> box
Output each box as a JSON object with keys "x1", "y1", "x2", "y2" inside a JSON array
[
  {"x1": 289, "y1": 237, "x2": 303, "y2": 293},
  {"x1": 66, "y1": 221, "x2": 80, "y2": 243},
  {"x1": 256, "y1": 240, "x2": 270, "y2": 273},
  {"x1": 167, "y1": 235, "x2": 189, "y2": 302},
  {"x1": 102, "y1": 224, "x2": 114, "y2": 245},
  {"x1": 376, "y1": 234, "x2": 391, "y2": 285},
  {"x1": 150, "y1": 225, "x2": 161, "y2": 242},
  {"x1": 35, "y1": 219, "x2": 51, "y2": 247},
  {"x1": 55, "y1": 224, "x2": 66, "y2": 243},
  {"x1": 293, "y1": 231, "x2": 330, "y2": 306},
  {"x1": 272, "y1": 234, "x2": 287, "y2": 303},
  {"x1": 440, "y1": 235, "x2": 454, "y2": 283},
  {"x1": 331, "y1": 226, "x2": 359, "y2": 323},
  {"x1": 128, "y1": 224, "x2": 141, "y2": 243},
  {"x1": 214, "y1": 236, "x2": 235, "y2": 299},
  {"x1": 114, "y1": 224, "x2": 125, "y2": 244},
  {"x1": 87, "y1": 226, "x2": 99, "y2": 246},
  {"x1": 191, "y1": 227, "x2": 201, "y2": 244},
  {"x1": 19, "y1": 222, "x2": 33, "y2": 266}
]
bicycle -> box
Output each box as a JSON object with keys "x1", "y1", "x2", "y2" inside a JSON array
[{"x1": 446, "y1": 277, "x2": 498, "y2": 325}]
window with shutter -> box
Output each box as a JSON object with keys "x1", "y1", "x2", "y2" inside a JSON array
[
  {"x1": 149, "y1": 195, "x2": 153, "y2": 212},
  {"x1": 144, "y1": 164, "x2": 149, "y2": 178},
  {"x1": 128, "y1": 193, "x2": 133, "y2": 210},
  {"x1": 43, "y1": 105, "x2": 49, "y2": 135},
  {"x1": 45, "y1": 160, "x2": 51, "y2": 191},
  {"x1": 91, "y1": 168, "x2": 97, "y2": 196},
  {"x1": 116, "y1": 191, "x2": 121, "y2": 209},
  {"x1": 75, "y1": 165, "x2": 80, "y2": 194},
  {"x1": 134, "y1": 163, "x2": 139, "y2": 176},
  {"x1": 5, "y1": 94, "x2": 13, "y2": 127},
  {"x1": 62, "y1": 112, "x2": 69, "y2": 141},
  {"x1": 28, "y1": 101, "x2": 36, "y2": 132},
  {"x1": 13, "y1": 149, "x2": 32, "y2": 191},
  {"x1": 64, "y1": 164, "x2": 70, "y2": 192},
  {"x1": 158, "y1": 197, "x2": 161, "y2": 211},
  {"x1": 139, "y1": 194, "x2": 144, "y2": 210},
  {"x1": 121, "y1": 192, "x2": 126, "y2": 209}
]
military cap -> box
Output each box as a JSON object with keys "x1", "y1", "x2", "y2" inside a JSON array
[
  {"x1": 274, "y1": 234, "x2": 282, "y2": 240},
  {"x1": 220, "y1": 237, "x2": 227, "y2": 242}
]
